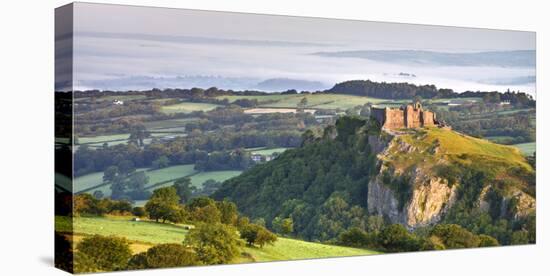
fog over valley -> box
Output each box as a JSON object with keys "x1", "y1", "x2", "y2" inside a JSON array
[{"x1": 63, "y1": 3, "x2": 535, "y2": 96}]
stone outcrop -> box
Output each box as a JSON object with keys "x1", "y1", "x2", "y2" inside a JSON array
[
  {"x1": 367, "y1": 152, "x2": 457, "y2": 229},
  {"x1": 365, "y1": 129, "x2": 535, "y2": 229}
]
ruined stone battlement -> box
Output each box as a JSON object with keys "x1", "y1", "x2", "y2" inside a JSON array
[{"x1": 371, "y1": 101, "x2": 440, "y2": 130}]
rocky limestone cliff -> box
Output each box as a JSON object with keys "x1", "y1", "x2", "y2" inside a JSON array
[{"x1": 366, "y1": 129, "x2": 534, "y2": 229}]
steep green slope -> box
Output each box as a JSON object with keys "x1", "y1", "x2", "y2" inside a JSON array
[{"x1": 213, "y1": 117, "x2": 535, "y2": 244}]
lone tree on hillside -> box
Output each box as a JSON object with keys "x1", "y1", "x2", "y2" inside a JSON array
[
  {"x1": 145, "y1": 187, "x2": 183, "y2": 223},
  {"x1": 173, "y1": 177, "x2": 193, "y2": 204},
  {"x1": 240, "y1": 223, "x2": 277, "y2": 248},
  {"x1": 184, "y1": 223, "x2": 241, "y2": 265}
]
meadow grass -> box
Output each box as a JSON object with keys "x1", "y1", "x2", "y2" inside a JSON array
[
  {"x1": 56, "y1": 216, "x2": 378, "y2": 261},
  {"x1": 160, "y1": 102, "x2": 220, "y2": 114},
  {"x1": 216, "y1": 93, "x2": 390, "y2": 110},
  {"x1": 75, "y1": 165, "x2": 196, "y2": 196},
  {"x1": 242, "y1": 237, "x2": 378, "y2": 262},
  {"x1": 189, "y1": 170, "x2": 242, "y2": 187},
  {"x1": 397, "y1": 127, "x2": 532, "y2": 172},
  {"x1": 78, "y1": 133, "x2": 130, "y2": 144},
  {"x1": 55, "y1": 215, "x2": 189, "y2": 245},
  {"x1": 249, "y1": 147, "x2": 289, "y2": 155},
  {"x1": 145, "y1": 165, "x2": 196, "y2": 184},
  {"x1": 513, "y1": 142, "x2": 536, "y2": 156},
  {"x1": 145, "y1": 170, "x2": 242, "y2": 191}
]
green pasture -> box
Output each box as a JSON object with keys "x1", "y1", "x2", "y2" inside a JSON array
[
  {"x1": 243, "y1": 237, "x2": 378, "y2": 262},
  {"x1": 249, "y1": 147, "x2": 290, "y2": 155},
  {"x1": 55, "y1": 216, "x2": 189, "y2": 245},
  {"x1": 56, "y1": 215, "x2": 378, "y2": 262},
  {"x1": 513, "y1": 142, "x2": 536, "y2": 156},
  {"x1": 160, "y1": 102, "x2": 221, "y2": 114},
  {"x1": 145, "y1": 170, "x2": 242, "y2": 191}
]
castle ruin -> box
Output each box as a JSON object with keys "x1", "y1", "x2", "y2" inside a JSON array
[{"x1": 371, "y1": 102, "x2": 439, "y2": 130}]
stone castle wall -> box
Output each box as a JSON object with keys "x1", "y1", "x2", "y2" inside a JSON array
[
  {"x1": 405, "y1": 105, "x2": 422, "y2": 128},
  {"x1": 385, "y1": 108, "x2": 406, "y2": 129},
  {"x1": 422, "y1": 111, "x2": 436, "y2": 126},
  {"x1": 371, "y1": 103, "x2": 437, "y2": 130}
]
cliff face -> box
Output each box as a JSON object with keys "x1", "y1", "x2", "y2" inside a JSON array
[
  {"x1": 366, "y1": 128, "x2": 535, "y2": 229},
  {"x1": 214, "y1": 117, "x2": 535, "y2": 241}
]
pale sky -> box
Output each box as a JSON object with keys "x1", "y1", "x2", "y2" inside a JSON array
[{"x1": 60, "y1": 2, "x2": 536, "y2": 94}]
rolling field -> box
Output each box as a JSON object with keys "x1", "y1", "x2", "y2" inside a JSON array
[
  {"x1": 243, "y1": 237, "x2": 378, "y2": 262},
  {"x1": 189, "y1": 170, "x2": 242, "y2": 187},
  {"x1": 78, "y1": 133, "x2": 130, "y2": 145},
  {"x1": 145, "y1": 170, "x2": 242, "y2": 191},
  {"x1": 513, "y1": 142, "x2": 536, "y2": 156},
  {"x1": 216, "y1": 93, "x2": 477, "y2": 111},
  {"x1": 249, "y1": 147, "x2": 290, "y2": 155},
  {"x1": 56, "y1": 215, "x2": 378, "y2": 261},
  {"x1": 215, "y1": 94, "x2": 298, "y2": 104},
  {"x1": 145, "y1": 165, "x2": 196, "y2": 185},
  {"x1": 260, "y1": 94, "x2": 388, "y2": 109},
  {"x1": 217, "y1": 93, "x2": 390, "y2": 110},
  {"x1": 160, "y1": 102, "x2": 221, "y2": 114},
  {"x1": 75, "y1": 165, "x2": 196, "y2": 196},
  {"x1": 55, "y1": 216, "x2": 189, "y2": 245}
]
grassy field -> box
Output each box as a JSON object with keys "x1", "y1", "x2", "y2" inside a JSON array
[
  {"x1": 513, "y1": 142, "x2": 536, "y2": 156},
  {"x1": 75, "y1": 165, "x2": 196, "y2": 196},
  {"x1": 243, "y1": 237, "x2": 377, "y2": 262},
  {"x1": 145, "y1": 170, "x2": 242, "y2": 191},
  {"x1": 216, "y1": 93, "x2": 479, "y2": 111},
  {"x1": 217, "y1": 93, "x2": 390, "y2": 110},
  {"x1": 55, "y1": 216, "x2": 189, "y2": 245},
  {"x1": 160, "y1": 102, "x2": 221, "y2": 114},
  {"x1": 190, "y1": 170, "x2": 242, "y2": 187},
  {"x1": 78, "y1": 133, "x2": 130, "y2": 145},
  {"x1": 56, "y1": 215, "x2": 378, "y2": 261},
  {"x1": 145, "y1": 165, "x2": 196, "y2": 185},
  {"x1": 249, "y1": 147, "x2": 290, "y2": 155}
]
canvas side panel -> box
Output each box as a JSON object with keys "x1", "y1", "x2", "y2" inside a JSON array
[{"x1": 55, "y1": 3, "x2": 75, "y2": 274}]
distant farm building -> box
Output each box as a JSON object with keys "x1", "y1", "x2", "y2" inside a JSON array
[{"x1": 371, "y1": 101, "x2": 442, "y2": 130}]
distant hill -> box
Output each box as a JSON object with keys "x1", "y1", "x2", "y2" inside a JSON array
[
  {"x1": 255, "y1": 78, "x2": 328, "y2": 92},
  {"x1": 326, "y1": 79, "x2": 535, "y2": 106},
  {"x1": 213, "y1": 117, "x2": 535, "y2": 243}
]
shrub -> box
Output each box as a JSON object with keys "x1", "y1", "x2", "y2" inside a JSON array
[
  {"x1": 377, "y1": 224, "x2": 420, "y2": 252},
  {"x1": 76, "y1": 235, "x2": 132, "y2": 271},
  {"x1": 430, "y1": 224, "x2": 480, "y2": 249},
  {"x1": 74, "y1": 252, "x2": 99, "y2": 273},
  {"x1": 337, "y1": 227, "x2": 373, "y2": 248},
  {"x1": 127, "y1": 252, "x2": 148, "y2": 270},
  {"x1": 478, "y1": 234, "x2": 500, "y2": 247},
  {"x1": 132, "y1": 206, "x2": 146, "y2": 217},
  {"x1": 510, "y1": 230, "x2": 530, "y2": 245},
  {"x1": 139, "y1": 244, "x2": 200, "y2": 268}
]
